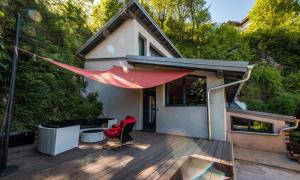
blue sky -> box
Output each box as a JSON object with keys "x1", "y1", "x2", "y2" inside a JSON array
[{"x1": 205, "y1": 0, "x2": 255, "y2": 23}]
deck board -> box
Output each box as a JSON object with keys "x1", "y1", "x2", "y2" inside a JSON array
[
  {"x1": 214, "y1": 141, "x2": 224, "y2": 163},
  {"x1": 103, "y1": 135, "x2": 187, "y2": 179},
  {"x1": 5, "y1": 131, "x2": 233, "y2": 180},
  {"x1": 79, "y1": 134, "x2": 181, "y2": 179},
  {"x1": 221, "y1": 142, "x2": 232, "y2": 164}
]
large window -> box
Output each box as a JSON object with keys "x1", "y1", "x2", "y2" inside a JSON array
[
  {"x1": 139, "y1": 36, "x2": 146, "y2": 56},
  {"x1": 150, "y1": 45, "x2": 164, "y2": 57},
  {"x1": 166, "y1": 75, "x2": 207, "y2": 106},
  {"x1": 231, "y1": 116, "x2": 274, "y2": 133}
]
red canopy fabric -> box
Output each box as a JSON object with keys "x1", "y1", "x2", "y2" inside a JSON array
[{"x1": 48, "y1": 60, "x2": 192, "y2": 89}]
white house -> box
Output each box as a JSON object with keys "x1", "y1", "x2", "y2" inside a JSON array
[{"x1": 77, "y1": 0, "x2": 252, "y2": 141}]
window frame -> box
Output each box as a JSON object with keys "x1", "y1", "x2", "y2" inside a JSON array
[
  {"x1": 165, "y1": 75, "x2": 207, "y2": 107},
  {"x1": 138, "y1": 34, "x2": 147, "y2": 56},
  {"x1": 149, "y1": 43, "x2": 165, "y2": 57},
  {"x1": 231, "y1": 116, "x2": 274, "y2": 134}
]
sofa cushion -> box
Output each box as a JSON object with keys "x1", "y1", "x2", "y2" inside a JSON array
[{"x1": 41, "y1": 118, "x2": 115, "y2": 129}]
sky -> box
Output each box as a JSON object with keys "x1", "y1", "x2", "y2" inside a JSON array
[{"x1": 205, "y1": 0, "x2": 255, "y2": 23}]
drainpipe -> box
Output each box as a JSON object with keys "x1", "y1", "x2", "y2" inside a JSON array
[
  {"x1": 207, "y1": 65, "x2": 255, "y2": 140},
  {"x1": 280, "y1": 120, "x2": 299, "y2": 134}
]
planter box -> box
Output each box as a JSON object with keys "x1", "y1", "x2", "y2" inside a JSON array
[{"x1": 37, "y1": 125, "x2": 80, "y2": 156}]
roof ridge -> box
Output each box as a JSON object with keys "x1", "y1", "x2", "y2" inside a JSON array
[{"x1": 77, "y1": 0, "x2": 182, "y2": 58}]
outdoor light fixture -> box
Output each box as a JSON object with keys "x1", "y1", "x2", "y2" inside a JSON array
[{"x1": 119, "y1": 61, "x2": 133, "y2": 73}]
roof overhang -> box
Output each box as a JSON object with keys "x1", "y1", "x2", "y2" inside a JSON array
[
  {"x1": 77, "y1": 0, "x2": 182, "y2": 58},
  {"x1": 86, "y1": 55, "x2": 250, "y2": 103}
]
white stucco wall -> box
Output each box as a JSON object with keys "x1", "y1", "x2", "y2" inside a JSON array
[
  {"x1": 155, "y1": 70, "x2": 226, "y2": 140},
  {"x1": 132, "y1": 20, "x2": 173, "y2": 57},
  {"x1": 85, "y1": 20, "x2": 136, "y2": 59},
  {"x1": 85, "y1": 19, "x2": 173, "y2": 59}
]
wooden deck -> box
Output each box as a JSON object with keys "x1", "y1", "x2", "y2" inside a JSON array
[{"x1": 5, "y1": 131, "x2": 233, "y2": 180}]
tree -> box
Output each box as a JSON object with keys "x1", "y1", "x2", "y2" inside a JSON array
[
  {"x1": 164, "y1": 0, "x2": 211, "y2": 43},
  {"x1": 248, "y1": 0, "x2": 300, "y2": 32},
  {"x1": 236, "y1": 0, "x2": 300, "y2": 116},
  {"x1": 194, "y1": 24, "x2": 253, "y2": 61},
  {"x1": 147, "y1": 0, "x2": 172, "y2": 30},
  {"x1": 244, "y1": 0, "x2": 300, "y2": 70},
  {"x1": 0, "y1": 0, "x2": 102, "y2": 130},
  {"x1": 90, "y1": 0, "x2": 123, "y2": 31}
]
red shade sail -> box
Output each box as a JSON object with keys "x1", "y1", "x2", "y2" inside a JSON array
[{"x1": 48, "y1": 60, "x2": 192, "y2": 89}]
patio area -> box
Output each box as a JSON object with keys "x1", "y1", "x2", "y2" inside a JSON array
[
  {"x1": 4, "y1": 131, "x2": 233, "y2": 180},
  {"x1": 234, "y1": 147, "x2": 300, "y2": 180}
]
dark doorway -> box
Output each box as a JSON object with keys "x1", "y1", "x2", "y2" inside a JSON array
[{"x1": 143, "y1": 88, "x2": 156, "y2": 132}]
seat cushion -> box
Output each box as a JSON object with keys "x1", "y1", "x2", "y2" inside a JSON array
[
  {"x1": 112, "y1": 124, "x2": 120, "y2": 128},
  {"x1": 104, "y1": 128, "x2": 121, "y2": 138}
]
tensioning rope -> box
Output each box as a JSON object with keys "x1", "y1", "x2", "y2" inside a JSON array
[
  {"x1": 1, "y1": 47, "x2": 62, "y2": 136},
  {"x1": 16, "y1": 47, "x2": 55, "y2": 62}
]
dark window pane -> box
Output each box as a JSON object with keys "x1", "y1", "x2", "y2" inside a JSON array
[
  {"x1": 232, "y1": 117, "x2": 249, "y2": 131},
  {"x1": 186, "y1": 76, "x2": 207, "y2": 105},
  {"x1": 166, "y1": 78, "x2": 184, "y2": 105},
  {"x1": 250, "y1": 121, "x2": 273, "y2": 133},
  {"x1": 150, "y1": 46, "x2": 163, "y2": 57},
  {"x1": 232, "y1": 116, "x2": 274, "y2": 133},
  {"x1": 166, "y1": 75, "x2": 207, "y2": 106},
  {"x1": 139, "y1": 36, "x2": 145, "y2": 56}
]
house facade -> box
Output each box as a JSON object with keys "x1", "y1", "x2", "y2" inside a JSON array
[
  {"x1": 77, "y1": 0, "x2": 250, "y2": 141},
  {"x1": 227, "y1": 17, "x2": 251, "y2": 32}
]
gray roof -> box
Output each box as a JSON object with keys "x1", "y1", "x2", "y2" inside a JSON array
[
  {"x1": 86, "y1": 55, "x2": 250, "y2": 103},
  {"x1": 77, "y1": 0, "x2": 182, "y2": 58},
  {"x1": 126, "y1": 55, "x2": 249, "y2": 72},
  {"x1": 87, "y1": 55, "x2": 249, "y2": 73}
]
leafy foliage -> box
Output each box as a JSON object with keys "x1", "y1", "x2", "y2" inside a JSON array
[
  {"x1": 267, "y1": 93, "x2": 300, "y2": 115},
  {"x1": 240, "y1": 64, "x2": 300, "y2": 116},
  {"x1": 193, "y1": 24, "x2": 253, "y2": 61},
  {"x1": 239, "y1": 0, "x2": 300, "y2": 116},
  {"x1": 0, "y1": 0, "x2": 102, "y2": 131},
  {"x1": 90, "y1": 0, "x2": 123, "y2": 31},
  {"x1": 284, "y1": 71, "x2": 300, "y2": 92},
  {"x1": 248, "y1": 0, "x2": 300, "y2": 32}
]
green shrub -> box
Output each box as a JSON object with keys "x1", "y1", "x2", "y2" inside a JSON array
[
  {"x1": 251, "y1": 65, "x2": 283, "y2": 96},
  {"x1": 267, "y1": 93, "x2": 300, "y2": 116},
  {"x1": 284, "y1": 71, "x2": 300, "y2": 92}
]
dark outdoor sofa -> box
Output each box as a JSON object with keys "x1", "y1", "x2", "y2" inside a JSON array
[{"x1": 41, "y1": 118, "x2": 116, "y2": 129}]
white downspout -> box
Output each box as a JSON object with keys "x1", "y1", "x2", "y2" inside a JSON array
[
  {"x1": 207, "y1": 65, "x2": 255, "y2": 140},
  {"x1": 280, "y1": 120, "x2": 299, "y2": 134}
]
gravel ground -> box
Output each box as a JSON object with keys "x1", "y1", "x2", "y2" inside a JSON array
[{"x1": 235, "y1": 160, "x2": 300, "y2": 180}]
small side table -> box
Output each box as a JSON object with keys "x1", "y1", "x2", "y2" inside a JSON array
[{"x1": 80, "y1": 129, "x2": 104, "y2": 143}]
